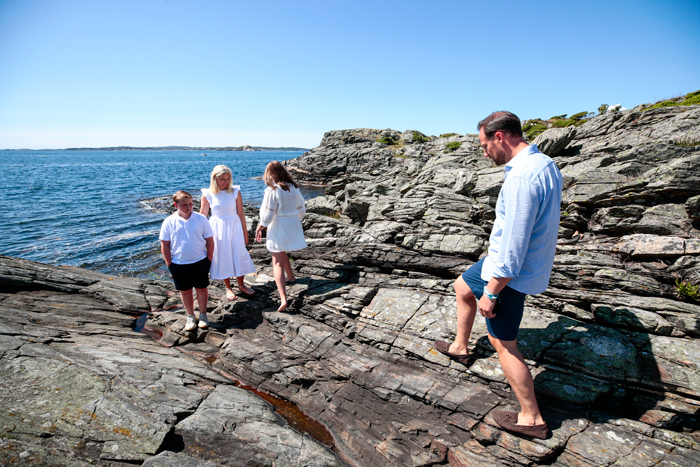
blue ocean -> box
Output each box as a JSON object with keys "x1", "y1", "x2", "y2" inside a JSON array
[{"x1": 0, "y1": 150, "x2": 323, "y2": 279}]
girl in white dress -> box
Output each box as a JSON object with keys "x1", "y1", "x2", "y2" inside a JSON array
[
  {"x1": 201, "y1": 165, "x2": 257, "y2": 300},
  {"x1": 254, "y1": 161, "x2": 307, "y2": 311}
]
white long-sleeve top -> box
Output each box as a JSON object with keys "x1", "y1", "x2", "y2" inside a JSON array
[
  {"x1": 259, "y1": 185, "x2": 306, "y2": 227},
  {"x1": 259, "y1": 184, "x2": 307, "y2": 253}
]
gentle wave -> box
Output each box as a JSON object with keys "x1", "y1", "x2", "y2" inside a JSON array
[{"x1": 0, "y1": 149, "x2": 322, "y2": 278}]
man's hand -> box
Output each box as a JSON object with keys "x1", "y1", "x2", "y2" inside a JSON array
[{"x1": 478, "y1": 294, "x2": 497, "y2": 318}]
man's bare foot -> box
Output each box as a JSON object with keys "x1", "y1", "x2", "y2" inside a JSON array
[
  {"x1": 448, "y1": 342, "x2": 468, "y2": 356},
  {"x1": 225, "y1": 289, "x2": 237, "y2": 300},
  {"x1": 278, "y1": 301, "x2": 288, "y2": 312},
  {"x1": 517, "y1": 412, "x2": 546, "y2": 427}
]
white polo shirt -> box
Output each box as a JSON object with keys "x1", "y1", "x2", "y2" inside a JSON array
[{"x1": 159, "y1": 212, "x2": 213, "y2": 265}]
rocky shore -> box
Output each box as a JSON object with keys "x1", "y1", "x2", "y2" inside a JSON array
[{"x1": 1, "y1": 99, "x2": 699, "y2": 466}]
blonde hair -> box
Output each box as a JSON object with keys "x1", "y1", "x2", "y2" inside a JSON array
[
  {"x1": 263, "y1": 161, "x2": 298, "y2": 192},
  {"x1": 209, "y1": 165, "x2": 233, "y2": 194},
  {"x1": 172, "y1": 190, "x2": 192, "y2": 204}
]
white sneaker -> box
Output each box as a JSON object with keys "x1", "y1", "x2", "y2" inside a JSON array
[
  {"x1": 184, "y1": 315, "x2": 197, "y2": 331},
  {"x1": 198, "y1": 313, "x2": 209, "y2": 329}
]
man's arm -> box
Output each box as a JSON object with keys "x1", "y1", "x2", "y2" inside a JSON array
[
  {"x1": 160, "y1": 240, "x2": 172, "y2": 267},
  {"x1": 480, "y1": 176, "x2": 538, "y2": 318},
  {"x1": 490, "y1": 176, "x2": 539, "y2": 279}
]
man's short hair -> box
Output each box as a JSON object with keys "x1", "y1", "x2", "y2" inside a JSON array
[
  {"x1": 173, "y1": 190, "x2": 193, "y2": 204},
  {"x1": 477, "y1": 111, "x2": 523, "y2": 139}
]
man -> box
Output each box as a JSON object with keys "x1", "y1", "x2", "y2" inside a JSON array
[{"x1": 435, "y1": 111, "x2": 563, "y2": 439}]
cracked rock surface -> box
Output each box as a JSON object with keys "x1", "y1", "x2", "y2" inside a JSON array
[{"x1": 2, "y1": 103, "x2": 700, "y2": 466}]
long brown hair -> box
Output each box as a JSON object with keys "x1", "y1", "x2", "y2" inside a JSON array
[{"x1": 263, "y1": 161, "x2": 298, "y2": 192}]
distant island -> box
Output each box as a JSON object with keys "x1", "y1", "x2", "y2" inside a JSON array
[{"x1": 60, "y1": 145, "x2": 309, "y2": 151}]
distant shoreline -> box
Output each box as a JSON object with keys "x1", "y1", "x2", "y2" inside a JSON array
[{"x1": 1, "y1": 145, "x2": 309, "y2": 152}]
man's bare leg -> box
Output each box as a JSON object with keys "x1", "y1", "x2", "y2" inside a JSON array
[
  {"x1": 489, "y1": 335, "x2": 545, "y2": 426},
  {"x1": 449, "y1": 276, "x2": 478, "y2": 356}
]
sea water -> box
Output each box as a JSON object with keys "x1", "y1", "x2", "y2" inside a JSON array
[{"x1": 0, "y1": 149, "x2": 323, "y2": 278}]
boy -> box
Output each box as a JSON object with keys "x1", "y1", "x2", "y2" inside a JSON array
[{"x1": 160, "y1": 191, "x2": 215, "y2": 331}]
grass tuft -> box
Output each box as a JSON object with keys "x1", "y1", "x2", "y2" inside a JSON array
[
  {"x1": 645, "y1": 90, "x2": 700, "y2": 111},
  {"x1": 445, "y1": 141, "x2": 461, "y2": 152},
  {"x1": 675, "y1": 278, "x2": 699, "y2": 301}
]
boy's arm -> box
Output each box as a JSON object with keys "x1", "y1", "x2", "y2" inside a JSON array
[
  {"x1": 160, "y1": 241, "x2": 172, "y2": 266},
  {"x1": 205, "y1": 236, "x2": 214, "y2": 261}
]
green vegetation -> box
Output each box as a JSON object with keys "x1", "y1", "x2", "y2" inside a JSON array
[
  {"x1": 551, "y1": 119, "x2": 574, "y2": 128},
  {"x1": 570, "y1": 111, "x2": 589, "y2": 120},
  {"x1": 550, "y1": 111, "x2": 591, "y2": 128},
  {"x1": 445, "y1": 141, "x2": 461, "y2": 152},
  {"x1": 440, "y1": 133, "x2": 457, "y2": 138},
  {"x1": 523, "y1": 120, "x2": 548, "y2": 139},
  {"x1": 523, "y1": 110, "x2": 594, "y2": 140},
  {"x1": 675, "y1": 138, "x2": 700, "y2": 147},
  {"x1": 377, "y1": 136, "x2": 397, "y2": 146},
  {"x1": 322, "y1": 210, "x2": 342, "y2": 219},
  {"x1": 645, "y1": 90, "x2": 700, "y2": 111},
  {"x1": 412, "y1": 132, "x2": 430, "y2": 143},
  {"x1": 598, "y1": 104, "x2": 609, "y2": 115},
  {"x1": 675, "y1": 278, "x2": 699, "y2": 301}
]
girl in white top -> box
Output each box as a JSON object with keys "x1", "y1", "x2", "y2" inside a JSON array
[
  {"x1": 255, "y1": 161, "x2": 307, "y2": 311},
  {"x1": 201, "y1": 165, "x2": 257, "y2": 300}
]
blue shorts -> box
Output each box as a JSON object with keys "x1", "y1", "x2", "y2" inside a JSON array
[
  {"x1": 461, "y1": 258, "x2": 526, "y2": 341},
  {"x1": 168, "y1": 257, "x2": 211, "y2": 291}
]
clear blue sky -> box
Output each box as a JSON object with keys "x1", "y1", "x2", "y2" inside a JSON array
[{"x1": 1, "y1": 0, "x2": 698, "y2": 149}]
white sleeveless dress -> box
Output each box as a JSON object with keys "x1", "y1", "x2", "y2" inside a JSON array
[
  {"x1": 259, "y1": 185, "x2": 308, "y2": 253},
  {"x1": 201, "y1": 187, "x2": 256, "y2": 280}
]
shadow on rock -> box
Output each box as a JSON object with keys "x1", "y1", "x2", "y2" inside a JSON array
[{"x1": 514, "y1": 313, "x2": 698, "y2": 432}]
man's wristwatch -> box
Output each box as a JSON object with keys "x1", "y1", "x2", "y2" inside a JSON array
[{"x1": 484, "y1": 288, "x2": 499, "y2": 300}]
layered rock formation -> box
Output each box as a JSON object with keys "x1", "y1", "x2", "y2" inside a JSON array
[
  {"x1": 0, "y1": 257, "x2": 343, "y2": 466},
  {"x1": 1, "y1": 100, "x2": 699, "y2": 466}
]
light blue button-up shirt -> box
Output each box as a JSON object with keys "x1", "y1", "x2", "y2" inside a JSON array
[{"x1": 481, "y1": 144, "x2": 563, "y2": 295}]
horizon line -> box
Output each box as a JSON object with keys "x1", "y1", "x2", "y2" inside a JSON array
[{"x1": 0, "y1": 145, "x2": 312, "y2": 151}]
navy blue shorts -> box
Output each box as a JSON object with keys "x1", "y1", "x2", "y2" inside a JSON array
[
  {"x1": 461, "y1": 258, "x2": 526, "y2": 341},
  {"x1": 168, "y1": 257, "x2": 211, "y2": 291}
]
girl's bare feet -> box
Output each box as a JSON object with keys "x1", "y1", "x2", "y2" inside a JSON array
[
  {"x1": 225, "y1": 289, "x2": 237, "y2": 300},
  {"x1": 278, "y1": 300, "x2": 288, "y2": 312}
]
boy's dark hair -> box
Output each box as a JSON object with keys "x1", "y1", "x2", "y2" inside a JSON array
[
  {"x1": 173, "y1": 190, "x2": 193, "y2": 204},
  {"x1": 477, "y1": 111, "x2": 523, "y2": 139}
]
